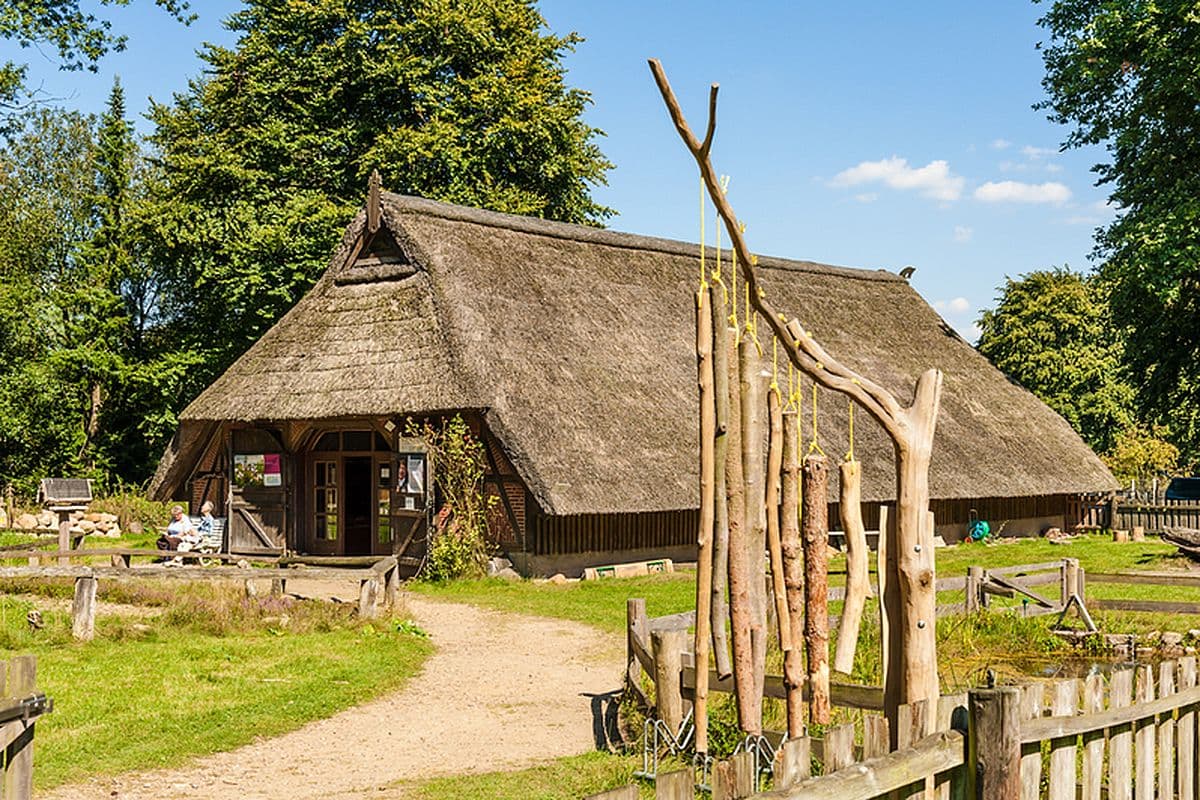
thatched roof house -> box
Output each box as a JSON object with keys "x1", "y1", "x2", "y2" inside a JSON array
[{"x1": 152, "y1": 192, "x2": 1117, "y2": 572}]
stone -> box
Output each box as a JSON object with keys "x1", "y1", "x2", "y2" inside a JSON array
[
  {"x1": 1162, "y1": 632, "x2": 1185, "y2": 647},
  {"x1": 77, "y1": 520, "x2": 96, "y2": 533},
  {"x1": 127, "y1": 521, "x2": 144, "y2": 535},
  {"x1": 84, "y1": 512, "x2": 102, "y2": 523},
  {"x1": 15, "y1": 514, "x2": 37, "y2": 530},
  {"x1": 0, "y1": 507, "x2": 7, "y2": 528},
  {"x1": 95, "y1": 521, "x2": 110, "y2": 533},
  {"x1": 35, "y1": 510, "x2": 56, "y2": 529},
  {"x1": 493, "y1": 567, "x2": 522, "y2": 582},
  {"x1": 69, "y1": 510, "x2": 85, "y2": 522},
  {"x1": 548, "y1": 573, "x2": 568, "y2": 585},
  {"x1": 98, "y1": 512, "x2": 118, "y2": 524},
  {"x1": 486, "y1": 556, "x2": 515, "y2": 576},
  {"x1": 1188, "y1": 629, "x2": 1200, "y2": 639}
]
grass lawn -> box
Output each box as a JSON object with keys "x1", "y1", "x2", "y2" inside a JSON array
[
  {"x1": 399, "y1": 752, "x2": 653, "y2": 800},
  {"x1": 0, "y1": 584, "x2": 432, "y2": 790}
]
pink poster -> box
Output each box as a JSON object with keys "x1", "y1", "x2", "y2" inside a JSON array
[{"x1": 263, "y1": 453, "x2": 282, "y2": 487}]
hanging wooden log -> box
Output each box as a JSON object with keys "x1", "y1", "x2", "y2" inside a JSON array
[
  {"x1": 802, "y1": 453, "x2": 831, "y2": 725},
  {"x1": 766, "y1": 385, "x2": 793, "y2": 652},
  {"x1": 694, "y1": 287, "x2": 716, "y2": 755},
  {"x1": 738, "y1": 337, "x2": 769, "y2": 732},
  {"x1": 780, "y1": 409, "x2": 806, "y2": 739},
  {"x1": 724, "y1": 329, "x2": 756, "y2": 734},
  {"x1": 648, "y1": 59, "x2": 944, "y2": 737},
  {"x1": 710, "y1": 285, "x2": 733, "y2": 681},
  {"x1": 833, "y1": 459, "x2": 870, "y2": 675}
]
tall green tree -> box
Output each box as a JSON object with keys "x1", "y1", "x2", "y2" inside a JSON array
[
  {"x1": 146, "y1": 0, "x2": 613, "y2": 383},
  {"x1": 977, "y1": 268, "x2": 1133, "y2": 453},
  {"x1": 1038, "y1": 0, "x2": 1200, "y2": 462}
]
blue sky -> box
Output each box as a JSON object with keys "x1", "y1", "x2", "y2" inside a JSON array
[{"x1": 3, "y1": 1, "x2": 1114, "y2": 340}]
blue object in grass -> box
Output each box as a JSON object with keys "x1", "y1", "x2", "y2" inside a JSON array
[{"x1": 967, "y1": 518, "x2": 991, "y2": 542}]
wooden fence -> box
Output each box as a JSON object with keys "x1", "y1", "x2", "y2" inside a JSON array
[
  {"x1": 0, "y1": 655, "x2": 52, "y2": 800},
  {"x1": 1066, "y1": 491, "x2": 1200, "y2": 533}
]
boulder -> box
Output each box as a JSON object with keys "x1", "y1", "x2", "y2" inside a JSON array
[
  {"x1": 486, "y1": 557, "x2": 515, "y2": 577},
  {"x1": 69, "y1": 510, "x2": 84, "y2": 522},
  {"x1": 493, "y1": 567, "x2": 522, "y2": 582},
  {"x1": 95, "y1": 521, "x2": 110, "y2": 533},
  {"x1": 127, "y1": 521, "x2": 144, "y2": 535},
  {"x1": 35, "y1": 511, "x2": 56, "y2": 529},
  {"x1": 15, "y1": 514, "x2": 37, "y2": 530},
  {"x1": 0, "y1": 508, "x2": 7, "y2": 528},
  {"x1": 548, "y1": 573, "x2": 568, "y2": 585},
  {"x1": 1162, "y1": 631, "x2": 1185, "y2": 647},
  {"x1": 98, "y1": 513, "x2": 118, "y2": 524},
  {"x1": 77, "y1": 520, "x2": 96, "y2": 533},
  {"x1": 85, "y1": 512, "x2": 102, "y2": 523}
]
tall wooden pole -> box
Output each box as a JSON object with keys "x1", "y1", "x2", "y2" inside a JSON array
[
  {"x1": 739, "y1": 338, "x2": 769, "y2": 731},
  {"x1": 694, "y1": 288, "x2": 716, "y2": 754},
  {"x1": 802, "y1": 454, "x2": 831, "y2": 724},
  {"x1": 780, "y1": 410, "x2": 806, "y2": 739},
  {"x1": 648, "y1": 58, "x2": 944, "y2": 735},
  {"x1": 725, "y1": 330, "x2": 756, "y2": 734},
  {"x1": 710, "y1": 287, "x2": 733, "y2": 680},
  {"x1": 833, "y1": 459, "x2": 870, "y2": 675},
  {"x1": 766, "y1": 386, "x2": 793, "y2": 652}
]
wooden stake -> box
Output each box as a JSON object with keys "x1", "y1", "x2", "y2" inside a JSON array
[
  {"x1": 694, "y1": 288, "x2": 716, "y2": 754},
  {"x1": 724, "y1": 329, "x2": 755, "y2": 733},
  {"x1": 833, "y1": 459, "x2": 869, "y2": 675},
  {"x1": 653, "y1": 628, "x2": 687, "y2": 736},
  {"x1": 802, "y1": 453, "x2": 831, "y2": 725},
  {"x1": 738, "y1": 337, "x2": 768, "y2": 733},
  {"x1": 71, "y1": 575, "x2": 97, "y2": 641},
  {"x1": 710, "y1": 287, "x2": 734, "y2": 680},
  {"x1": 780, "y1": 410, "x2": 806, "y2": 738},
  {"x1": 766, "y1": 386, "x2": 793, "y2": 652}
]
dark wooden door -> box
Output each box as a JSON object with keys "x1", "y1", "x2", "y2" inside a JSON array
[{"x1": 343, "y1": 457, "x2": 373, "y2": 556}]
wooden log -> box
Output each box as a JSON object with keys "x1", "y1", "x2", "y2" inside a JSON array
[
  {"x1": 725, "y1": 327, "x2": 754, "y2": 733},
  {"x1": 1081, "y1": 672, "x2": 1104, "y2": 800},
  {"x1": 834, "y1": 459, "x2": 869, "y2": 675},
  {"x1": 713, "y1": 751, "x2": 755, "y2": 800},
  {"x1": 967, "y1": 686, "x2": 1021, "y2": 800},
  {"x1": 1135, "y1": 664, "x2": 1155, "y2": 800},
  {"x1": 711, "y1": 300, "x2": 735, "y2": 681},
  {"x1": 358, "y1": 577, "x2": 380, "y2": 619},
  {"x1": 780, "y1": 409, "x2": 806, "y2": 738},
  {"x1": 655, "y1": 768, "x2": 693, "y2": 800},
  {"x1": 626, "y1": 599, "x2": 651, "y2": 709},
  {"x1": 739, "y1": 338, "x2": 770, "y2": 722},
  {"x1": 1133, "y1": 525, "x2": 1146, "y2": 542},
  {"x1": 766, "y1": 386, "x2": 792, "y2": 653},
  {"x1": 1109, "y1": 667, "x2": 1136, "y2": 800},
  {"x1": 802, "y1": 453, "x2": 831, "y2": 725},
  {"x1": 3, "y1": 655, "x2": 36, "y2": 799},
  {"x1": 774, "y1": 736, "x2": 812, "y2": 789},
  {"x1": 1047, "y1": 679, "x2": 1079, "y2": 800},
  {"x1": 1114, "y1": 528, "x2": 1130, "y2": 543},
  {"x1": 653, "y1": 628, "x2": 687, "y2": 735},
  {"x1": 1019, "y1": 684, "x2": 1044, "y2": 800},
  {"x1": 1178, "y1": 658, "x2": 1197, "y2": 800},
  {"x1": 1160, "y1": 661, "x2": 1177, "y2": 800},
  {"x1": 71, "y1": 575, "x2": 97, "y2": 641},
  {"x1": 695, "y1": 287, "x2": 717, "y2": 755},
  {"x1": 824, "y1": 722, "x2": 856, "y2": 773}
]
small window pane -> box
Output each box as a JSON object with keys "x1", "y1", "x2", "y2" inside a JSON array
[
  {"x1": 325, "y1": 488, "x2": 338, "y2": 514},
  {"x1": 343, "y1": 430, "x2": 371, "y2": 451},
  {"x1": 315, "y1": 488, "x2": 326, "y2": 511},
  {"x1": 326, "y1": 517, "x2": 338, "y2": 540},
  {"x1": 378, "y1": 462, "x2": 391, "y2": 487},
  {"x1": 377, "y1": 488, "x2": 390, "y2": 518},
  {"x1": 315, "y1": 432, "x2": 339, "y2": 451},
  {"x1": 315, "y1": 515, "x2": 328, "y2": 540}
]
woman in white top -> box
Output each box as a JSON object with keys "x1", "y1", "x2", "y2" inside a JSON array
[{"x1": 157, "y1": 505, "x2": 197, "y2": 553}]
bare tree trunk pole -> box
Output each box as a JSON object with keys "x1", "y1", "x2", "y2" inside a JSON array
[
  {"x1": 739, "y1": 338, "x2": 769, "y2": 732},
  {"x1": 694, "y1": 288, "x2": 716, "y2": 754},
  {"x1": 647, "y1": 58, "x2": 944, "y2": 737},
  {"x1": 724, "y1": 330, "x2": 755, "y2": 734},
  {"x1": 780, "y1": 410, "x2": 806, "y2": 739},
  {"x1": 766, "y1": 386, "x2": 793, "y2": 652},
  {"x1": 833, "y1": 459, "x2": 869, "y2": 675},
  {"x1": 710, "y1": 286, "x2": 733, "y2": 680},
  {"x1": 802, "y1": 453, "x2": 831, "y2": 725}
]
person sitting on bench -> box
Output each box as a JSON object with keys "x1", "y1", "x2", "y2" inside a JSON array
[{"x1": 157, "y1": 505, "x2": 201, "y2": 554}]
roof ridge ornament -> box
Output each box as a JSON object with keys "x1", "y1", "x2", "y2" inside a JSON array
[{"x1": 367, "y1": 169, "x2": 382, "y2": 234}]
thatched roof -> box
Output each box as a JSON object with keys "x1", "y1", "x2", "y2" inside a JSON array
[{"x1": 152, "y1": 193, "x2": 1118, "y2": 512}]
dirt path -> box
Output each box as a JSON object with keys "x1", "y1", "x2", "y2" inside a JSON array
[{"x1": 41, "y1": 592, "x2": 625, "y2": 800}]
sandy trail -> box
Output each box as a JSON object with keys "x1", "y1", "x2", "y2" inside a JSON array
[{"x1": 41, "y1": 591, "x2": 624, "y2": 800}]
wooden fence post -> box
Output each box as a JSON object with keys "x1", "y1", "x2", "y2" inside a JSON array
[
  {"x1": 270, "y1": 577, "x2": 286, "y2": 597},
  {"x1": 3, "y1": 655, "x2": 36, "y2": 799},
  {"x1": 358, "y1": 578, "x2": 380, "y2": 619},
  {"x1": 652, "y1": 628, "x2": 687, "y2": 735},
  {"x1": 774, "y1": 736, "x2": 812, "y2": 789},
  {"x1": 655, "y1": 768, "x2": 694, "y2": 799},
  {"x1": 57, "y1": 521, "x2": 72, "y2": 566},
  {"x1": 968, "y1": 686, "x2": 1021, "y2": 800},
  {"x1": 626, "y1": 599, "x2": 650, "y2": 708},
  {"x1": 712, "y1": 751, "x2": 755, "y2": 800},
  {"x1": 71, "y1": 576, "x2": 97, "y2": 641},
  {"x1": 384, "y1": 564, "x2": 399, "y2": 609},
  {"x1": 966, "y1": 566, "x2": 982, "y2": 614}
]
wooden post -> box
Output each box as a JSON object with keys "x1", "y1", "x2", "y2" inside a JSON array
[
  {"x1": 652, "y1": 628, "x2": 687, "y2": 735},
  {"x1": 3, "y1": 655, "x2": 36, "y2": 799},
  {"x1": 802, "y1": 453, "x2": 831, "y2": 725},
  {"x1": 71, "y1": 575, "x2": 97, "y2": 641},
  {"x1": 586, "y1": 786, "x2": 638, "y2": 800},
  {"x1": 780, "y1": 409, "x2": 806, "y2": 739},
  {"x1": 655, "y1": 769, "x2": 693, "y2": 800},
  {"x1": 384, "y1": 565, "x2": 399, "y2": 609},
  {"x1": 1062, "y1": 558, "x2": 1080, "y2": 608},
  {"x1": 626, "y1": 599, "x2": 650, "y2": 708},
  {"x1": 774, "y1": 736, "x2": 812, "y2": 789},
  {"x1": 713, "y1": 751, "x2": 755, "y2": 800},
  {"x1": 1132, "y1": 525, "x2": 1146, "y2": 542},
  {"x1": 4, "y1": 485, "x2": 13, "y2": 529},
  {"x1": 739, "y1": 339, "x2": 770, "y2": 720},
  {"x1": 244, "y1": 579, "x2": 259, "y2": 598},
  {"x1": 1178, "y1": 658, "x2": 1196, "y2": 800},
  {"x1": 710, "y1": 292, "x2": 733, "y2": 681},
  {"x1": 57, "y1": 521, "x2": 72, "y2": 566},
  {"x1": 694, "y1": 287, "x2": 716, "y2": 755},
  {"x1": 965, "y1": 566, "x2": 982, "y2": 613},
  {"x1": 1048, "y1": 679, "x2": 1079, "y2": 800},
  {"x1": 271, "y1": 577, "x2": 286, "y2": 597},
  {"x1": 878, "y1": 504, "x2": 891, "y2": 686},
  {"x1": 1108, "y1": 494, "x2": 1119, "y2": 530},
  {"x1": 968, "y1": 686, "x2": 1021, "y2": 800},
  {"x1": 766, "y1": 386, "x2": 792, "y2": 652},
  {"x1": 724, "y1": 325, "x2": 755, "y2": 733},
  {"x1": 1081, "y1": 672, "x2": 1105, "y2": 800},
  {"x1": 1109, "y1": 668, "x2": 1134, "y2": 800},
  {"x1": 834, "y1": 459, "x2": 869, "y2": 674},
  {"x1": 1135, "y1": 664, "x2": 1155, "y2": 800},
  {"x1": 1159, "y1": 661, "x2": 1176, "y2": 800},
  {"x1": 359, "y1": 578, "x2": 380, "y2": 619}
]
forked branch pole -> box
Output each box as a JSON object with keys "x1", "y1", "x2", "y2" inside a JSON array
[{"x1": 649, "y1": 57, "x2": 945, "y2": 727}]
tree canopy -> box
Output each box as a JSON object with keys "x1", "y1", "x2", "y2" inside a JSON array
[
  {"x1": 1038, "y1": 0, "x2": 1200, "y2": 463},
  {"x1": 977, "y1": 268, "x2": 1133, "y2": 453}
]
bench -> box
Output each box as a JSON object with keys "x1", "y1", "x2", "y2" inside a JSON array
[{"x1": 188, "y1": 516, "x2": 226, "y2": 555}]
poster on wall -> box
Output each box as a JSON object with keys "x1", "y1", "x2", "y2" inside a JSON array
[
  {"x1": 406, "y1": 455, "x2": 425, "y2": 495},
  {"x1": 263, "y1": 454, "x2": 282, "y2": 487},
  {"x1": 233, "y1": 454, "x2": 265, "y2": 487}
]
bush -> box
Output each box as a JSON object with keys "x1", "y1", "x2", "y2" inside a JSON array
[{"x1": 91, "y1": 485, "x2": 174, "y2": 533}]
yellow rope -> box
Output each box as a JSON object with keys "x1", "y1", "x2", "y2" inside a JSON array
[
  {"x1": 845, "y1": 400, "x2": 856, "y2": 462},
  {"x1": 770, "y1": 337, "x2": 779, "y2": 391},
  {"x1": 808, "y1": 383, "x2": 826, "y2": 456}
]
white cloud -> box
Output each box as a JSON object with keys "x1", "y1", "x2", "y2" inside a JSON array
[
  {"x1": 953, "y1": 225, "x2": 973, "y2": 243},
  {"x1": 830, "y1": 156, "x2": 964, "y2": 202},
  {"x1": 991, "y1": 138, "x2": 1012, "y2": 150},
  {"x1": 933, "y1": 297, "x2": 971, "y2": 314},
  {"x1": 1021, "y1": 145, "x2": 1055, "y2": 159},
  {"x1": 1045, "y1": 163, "x2": 1063, "y2": 173},
  {"x1": 974, "y1": 180, "x2": 1072, "y2": 205},
  {"x1": 854, "y1": 192, "x2": 878, "y2": 204}
]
